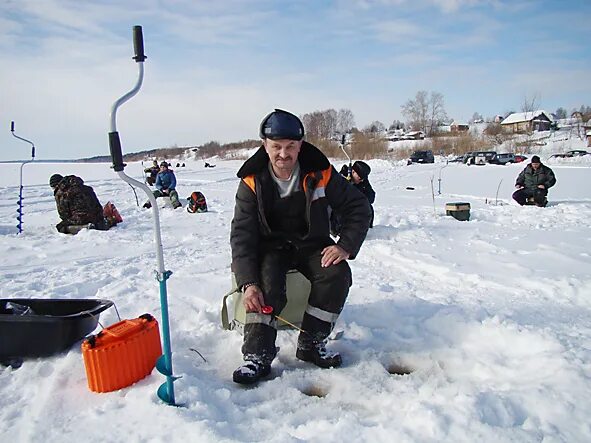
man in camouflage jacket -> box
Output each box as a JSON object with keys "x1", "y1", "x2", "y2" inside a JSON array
[{"x1": 49, "y1": 174, "x2": 109, "y2": 234}]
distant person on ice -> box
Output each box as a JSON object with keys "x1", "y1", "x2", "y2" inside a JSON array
[
  {"x1": 49, "y1": 174, "x2": 117, "y2": 234},
  {"x1": 144, "y1": 159, "x2": 159, "y2": 186},
  {"x1": 143, "y1": 161, "x2": 182, "y2": 209},
  {"x1": 333, "y1": 160, "x2": 375, "y2": 234},
  {"x1": 230, "y1": 109, "x2": 371, "y2": 384},
  {"x1": 512, "y1": 155, "x2": 556, "y2": 207}
]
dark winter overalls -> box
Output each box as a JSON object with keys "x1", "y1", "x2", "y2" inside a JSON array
[{"x1": 230, "y1": 143, "x2": 371, "y2": 364}]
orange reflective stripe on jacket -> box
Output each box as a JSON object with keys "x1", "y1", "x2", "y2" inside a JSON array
[
  {"x1": 303, "y1": 167, "x2": 332, "y2": 202},
  {"x1": 243, "y1": 176, "x2": 256, "y2": 193}
]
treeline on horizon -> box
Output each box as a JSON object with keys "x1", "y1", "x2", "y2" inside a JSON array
[{"x1": 80, "y1": 93, "x2": 591, "y2": 163}]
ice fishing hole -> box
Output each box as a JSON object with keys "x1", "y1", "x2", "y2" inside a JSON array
[
  {"x1": 299, "y1": 384, "x2": 328, "y2": 398},
  {"x1": 386, "y1": 363, "x2": 413, "y2": 376}
]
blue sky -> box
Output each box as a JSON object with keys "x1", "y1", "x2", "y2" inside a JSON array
[{"x1": 1, "y1": 0, "x2": 590, "y2": 160}]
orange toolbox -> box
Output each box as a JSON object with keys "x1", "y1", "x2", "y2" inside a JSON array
[{"x1": 81, "y1": 313, "x2": 162, "y2": 393}]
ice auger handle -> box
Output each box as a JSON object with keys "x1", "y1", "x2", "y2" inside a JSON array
[
  {"x1": 11, "y1": 121, "x2": 15, "y2": 132},
  {"x1": 133, "y1": 25, "x2": 146, "y2": 62},
  {"x1": 109, "y1": 132, "x2": 125, "y2": 172}
]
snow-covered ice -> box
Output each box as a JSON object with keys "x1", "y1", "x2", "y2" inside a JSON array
[{"x1": 1, "y1": 156, "x2": 590, "y2": 442}]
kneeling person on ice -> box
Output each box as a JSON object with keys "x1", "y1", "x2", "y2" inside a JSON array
[
  {"x1": 230, "y1": 109, "x2": 371, "y2": 384},
  {"x1": 49, "y1": 174, "x2": 118, "y2": 234},
  {"x1": 512, "y1": 155, "x2": 556, "y2": 207},
  {"x1": 143, "y1": 162, "x2": 181, "y2": 209}
]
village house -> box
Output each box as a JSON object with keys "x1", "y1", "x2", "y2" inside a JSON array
[
  {"x1": 450, "y1": 121, "x2": 469, "y2": 133},
  {"x1": 500, "y1": 110, "x2": 553, "y2": 133},
  {"x1": 585, "y1": 119, "x2": 591, "y2": 147}
]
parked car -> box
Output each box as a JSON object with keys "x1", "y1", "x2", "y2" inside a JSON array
[
  {"x1": 490, "y1": 153, "x2": 515, "y2": 165},
  {"x1": 550, "y1": 150, "x2": 590, "y2": 158},
  {"x1": 462, "y1": 151, "x2": 475, "y2": 164},
  {"x1": 514, "y1": 155, "x2": 527, "y2": 163},
  {"x1": 465, "y1": 151, "x2": 497, "y2": 165},
  {"x1": 408, "y1": 150, "x2": 435, "y2": 164},
  {"x1": 448, "y1": 155, "x2": 465, "y2": 163}
]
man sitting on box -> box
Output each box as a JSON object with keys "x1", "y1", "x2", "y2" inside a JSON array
[{"x1": 230, "y1": 109, "x2": 371, "y2": 384}]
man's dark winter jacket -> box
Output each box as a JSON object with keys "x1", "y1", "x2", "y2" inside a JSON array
[
  {"x1": 354, "y1": 180, "x2": 375, "y2": 227},
  {"x1": 54, "y1": 175, "x2": 104, "y2": 226},
  {"x1": 515, "y1": 163, "x2": 556, "y2": 190},
  {"x1": 230, "y1": 142, "x2": 371, "y2": 289}
]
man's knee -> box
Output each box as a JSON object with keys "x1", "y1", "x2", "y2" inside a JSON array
[
  {"x1": 533, "y1": 189, "x2": 548, "y2": 205},
  {"x1": 307, "y1": 261, "x2": 351, "y2": 312},
  {"x1": 512, "y1": 190, "x2": 526, "y2": 205},
  {"x1": 317, "y1": 261, "x2": 352, "y2": 287}
]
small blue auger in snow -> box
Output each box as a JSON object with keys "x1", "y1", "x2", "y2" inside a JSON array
[
  {"x1": 107, "y1": 25, "x2": 179, "y2": 406},
  {"x1": 10, "y1": 121, "x2": 36, "y2": 234}
]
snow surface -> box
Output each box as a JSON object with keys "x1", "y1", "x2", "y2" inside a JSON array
[{"x1": 1, "y1": 157, "x2": 591, "y2": 442}]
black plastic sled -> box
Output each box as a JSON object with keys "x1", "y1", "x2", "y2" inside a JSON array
[{"x1": 0, "y1": 298, "x2": 113, "y2": 360}]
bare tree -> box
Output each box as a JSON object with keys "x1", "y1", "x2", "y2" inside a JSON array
[
  {"x1": 471, "y1": 112, "x2": 483, "y2": 123},
  {"x1": 389, "y1": 120, "x2": 405, "y2": 131},
  {"x1": 521, "y1": 93, "x2": 540, "y2": 118},
  {"x1": 336, "y1": 108, "x2": 355, "y2": 134},
  {"x1": 301, "y1": 109, "x2": 338, "y2": 140},
  {"x1": 555, "y1": 107, "x2": 567, "y2": 120},
  {"x1": 363, "y1": 121, "x2": 386, "y2": 134},
  {"x1": 401, "y1": 90, "x2": 429, "y2": 133},
  {"x1": 401, "y1": 90, "x2": 447, "y2": 136},
  {"x1": 428, "y1": 92, "x2": 448, "y2": 135},
  {"x1": 520, "y1": 93, "x2": 541, "y2": 152}
]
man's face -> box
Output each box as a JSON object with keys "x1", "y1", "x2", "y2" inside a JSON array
[
  {"x1": 160, "y1": 165, "x2": 168, "y2": 172},
  {"x1": 351, "y1": 169, "x2": 362, "y2": 184},
  {"x1": 263, "y1": 139, "x2": 302, "y2": 174},
  {"x1": 532, "y1": 162, "x2": 541, "y2": 170}
]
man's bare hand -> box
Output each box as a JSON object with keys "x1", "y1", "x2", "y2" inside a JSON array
[
  {"x1": 321, "y1": 245, "x2": 350, "y2": 268},
  {"x1": 243, "y1": 285, "x2": 265, "y2": 313},
  {"x1": 537, "y1": 184, "x2": 545, "y2": 189}
]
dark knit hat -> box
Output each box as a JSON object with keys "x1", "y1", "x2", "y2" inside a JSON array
[
  {"x1": 352, "y1": 161, "x2": 371, "y2": 180},
  {"x1": 531, "y1": 155, "x2": 541, "y2": 163},
  {"x1": 49, "y1": 174, "x2": 63, "y2": 188},
  {"x1": 160, "y1": 161, "x2": 169, "y2": 168},
  {"x1": 259, "y1": 109, "x2": 304, "y2": 141}
]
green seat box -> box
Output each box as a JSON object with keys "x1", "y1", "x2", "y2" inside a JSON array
[
  {"x1": 221, "y1": 270, "x2": 311, "y2": 333},
  {"x1": 445, "y1": 202, "x2": 471, "y2": 221}
]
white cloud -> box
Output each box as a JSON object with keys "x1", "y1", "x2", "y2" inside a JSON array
[{"x1": 370, "y1": 19, "x2": 422, "y2": 42}]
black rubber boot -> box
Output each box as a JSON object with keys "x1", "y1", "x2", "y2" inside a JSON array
[
  {"x1": 233, "y1": 360, "x2": 271, "y2": 384},
  {"x1": 296, "y1": 340, "x2": 342, "y2": 368}
]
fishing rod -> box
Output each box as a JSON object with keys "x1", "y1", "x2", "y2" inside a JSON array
[
  {"x1": 108, "y1": 25, "x2": 178, "y2": 406},
  {"x1": 339, "y1": 134, "x2": 352, "y2": 180},
  {"x1": 10, "y1": 121, "x2": 36, "y2": 234},
  {"x1": 437, "y1": 162, "x2": 448, "y2": 195}
]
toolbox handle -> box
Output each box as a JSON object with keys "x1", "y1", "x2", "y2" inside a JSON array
[{"x1": 97, "y1": 313, "x2": 155, "y2": 339}]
